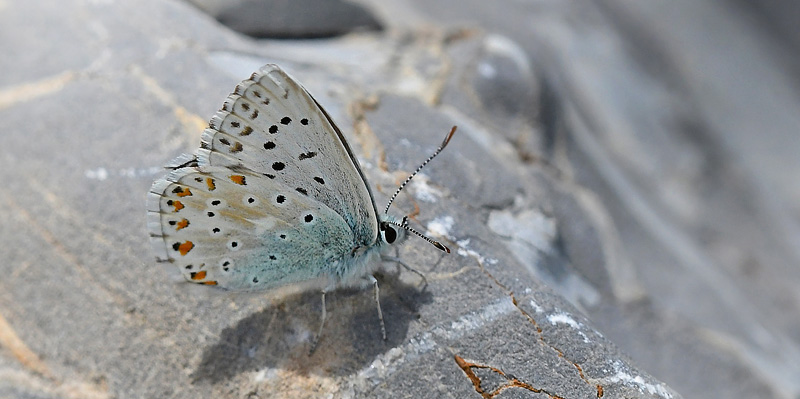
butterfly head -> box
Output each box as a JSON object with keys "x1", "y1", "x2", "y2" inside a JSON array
[
  {"x1": 379, "y1": 215, "x2": 408, "y2": 246},
  {"x1": 379, "y1": 214, "x2": 449, "y2": 253}
]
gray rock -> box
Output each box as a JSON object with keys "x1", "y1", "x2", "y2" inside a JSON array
[{"x1": 5, "y1": 0, "x2": 795, "y2": 398}]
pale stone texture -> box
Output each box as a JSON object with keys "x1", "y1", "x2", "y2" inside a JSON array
[{"x1": 2, "y1": 0, "x2": 796, "y2": 398}]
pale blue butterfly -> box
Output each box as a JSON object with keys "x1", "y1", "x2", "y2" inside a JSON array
[{"x1": 147, "y1": 64, "x2": 454, "y2": 350}]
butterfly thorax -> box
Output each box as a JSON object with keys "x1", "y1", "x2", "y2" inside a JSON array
[{"x1": 331, "y1": 213, "x2": 407, "y2": 286}]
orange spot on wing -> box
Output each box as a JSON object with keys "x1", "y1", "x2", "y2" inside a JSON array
[
  {"x1": 190, "y1": 270, "x2": 206, "y2": 280},
  {"x1": 172, "y1": 200, "x2": 184, "y2": 212},
  {"x1": 203, "y1": 281, "x2": 218, "y2": 286},
  {"x1": 230, "y1": 175, "x2": 246, "y2": 185},
  {"x1": 176, "y1": 219, "x2": 189, "y2": 230},
  {"x1": 176, "y1": 187, "x2": 192, "y2": 197},
  {"x1": 178, "y1": 241, "x2": 194, "y2": 256},
  {"x1": 206, "y1": 177, "x2": 216, "y2": 191}
]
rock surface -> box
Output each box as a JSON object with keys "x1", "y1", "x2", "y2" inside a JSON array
[{"x1": 2, "y1": 0, "x2": 798, "y2": 398}]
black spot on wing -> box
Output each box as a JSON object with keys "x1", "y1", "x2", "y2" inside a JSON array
[{"x1": 298, "y1": 151, "x2": 317, "y2": 160}]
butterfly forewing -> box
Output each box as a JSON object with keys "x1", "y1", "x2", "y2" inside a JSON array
[{"x1": 196, "y1": 64, "x2": 379, "y2": 248}]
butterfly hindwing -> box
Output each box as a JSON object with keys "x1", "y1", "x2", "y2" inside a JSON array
[
  {"x1": 196, "y1": 64, "x2": 379, "y2": 249},
  {"x1": 147, "y1": 166, "x2": 355, "y2": 291}
]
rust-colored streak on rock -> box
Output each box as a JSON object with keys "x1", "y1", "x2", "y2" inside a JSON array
[
  {"x1": 453, "y1": 354, "x2": 565, "y2": 399},
  {"x1": 507, "y1": 379, "x2": 565, "y2": 399},
  {"x1": 348, "y1": 96, "x2": 386, "y2": 170},
  {"x1": 574, "y1": 362, "x2": 586, "y2": 380},
  {"x1": 461, "y1": 246, "x2": 598, "y2": 396},
  {"x1": 407, "y1": 199, "x2": 421, "y2": 219},
  {"x1": 454, "y1": 354, "x2": 489, "y2": 398},
  {"x1": 0, "y1": 312, "x2": 52, "y2": 378}
]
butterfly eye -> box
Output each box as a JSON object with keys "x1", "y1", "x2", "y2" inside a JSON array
[{"x1": 383, "y1": 225, "x2": 398, "y2": 244}]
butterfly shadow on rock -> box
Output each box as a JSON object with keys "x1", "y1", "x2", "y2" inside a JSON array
[{"x1": 190, "y1": 272, "x2": 433, "y2": 383}]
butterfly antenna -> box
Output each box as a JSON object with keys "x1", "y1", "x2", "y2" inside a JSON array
[
  {"x1": 387, "y1": 218, "x2": 450, "y2": 253},
  {"x1": 383, "y1": 126, "x2": 457, "y2": 214}
]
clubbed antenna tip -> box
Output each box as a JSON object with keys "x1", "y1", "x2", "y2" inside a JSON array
[
  {"x1": 432, "y1": 241, "x2": 451, "y2": 253},
  {"x1": 441, "y1": 125, "x2": 456, "y2": 148}
]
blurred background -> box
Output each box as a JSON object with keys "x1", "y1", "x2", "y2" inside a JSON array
[{"x1": 1, "y1": 1, "x2": 799, "y2": 398}]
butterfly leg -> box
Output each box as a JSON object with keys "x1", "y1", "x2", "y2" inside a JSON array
[
  {"x1": 381, "y1": 255, "x2": 428, "y2": 286},
  {"x1": 369, "y1": 274, "x2": 387, "y2": 341},
  {"x1": 309, "y1": 289, "x2": 328, "y2": 355}
]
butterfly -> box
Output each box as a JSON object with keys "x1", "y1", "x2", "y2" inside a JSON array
[{"x1": 146, "y1": 64, "x2": 455, "y2": 350}]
